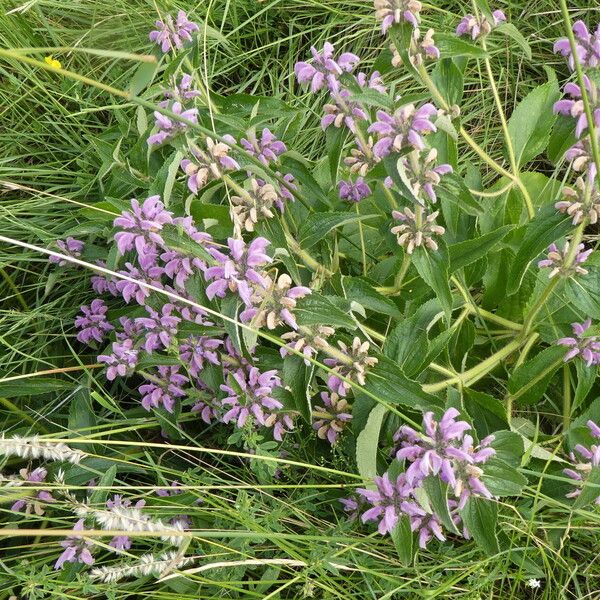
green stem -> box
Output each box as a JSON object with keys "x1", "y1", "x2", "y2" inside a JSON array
[{"x1": 0, "y1": 267, "x2": 28, "y2": 310}]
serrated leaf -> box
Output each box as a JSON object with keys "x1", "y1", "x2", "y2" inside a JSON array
[
  {"x1": 460, "y1": 497, "x2": 499, "y2": 555},
  {"x1": 483, "y1": 458, "x2": 528, "y2": 496},
  {"x1": 295, "y1": 292, "x2": 355, "y2": 329},
  {"x1": 432, "y1": 58, "x2": 464, "y2": 106},
  {"x1": 507, "y1": 81, "x2": 560, "y2": 168},
  {"x1": 448, "y1": 225, "x2": 513, "y2": 273},
  {"x1": 507, "y1": 204, "x2": 572, "y2": 295}
]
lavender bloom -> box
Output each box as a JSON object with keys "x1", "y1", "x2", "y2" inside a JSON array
[
  {"x1": 391, "y1": 207, "x2": 445, "y2": 253},
  {"x1": 556, "y1": 319, "x2": 600, "y2": 366},
  {"x1": 135, "y1": 304, "x2": 180, "y2": 353},
  {"x1": 324, "y1": 337, "x2": 378, "y2": 396},
  {"x1": 394, "y1": 408, "x2": 496, "y2": 509},
  {"x1": 161, "y1": 250, "x2": 206, "y2": 289},
  {"x1": 554, "y1": 21, "x2": 600, "y2": 71},
  {"x1": 356, "y1": 71, "x2": 387, "y2": 94},
  {"x1": 231, "y1": 179, "x2": 280, "y2": 233},
  {"x1": 537, "y1": 242, "x2": 592, "y2": 279},
  {"x1": 139, "y1": 366, "x2": 188, "y2": 413},
  {"x1": 148, "y1": 102, "x2": 198, "y2": 146},
  {"x1": 294, "y1": 42, "x2": 360, "y2": 93},
  {"x1": 280, "y1": 324, "x2": 335, "y2": 365},
  {"x1": 11, "y1": 467, "x2": 54, "y2": 515},
  {"x1": 339, "y1": 177, "x2": 372, "y2": 203},
  {"x1": 554, "y1": 77, "x2": 600, "y2": 139},
  {"x1": 240, "y1": 128, "x2": 287, "y2": 165},
  {"x1": 408, "y1": 28, "x2": 440, "y2": 67},
  {"x1": 456, "y1": 10, "x2": 506, "y2": 40},
  {"x1": 74, "y1": 299, "x2": 114, "y2": 345},
  {"x1": 156, "y1": 481, "x2": 182, "y2": 497},
  {"x1": 374, "y1": 0, "x2": 422, "y2": 34},
  {"x1": 162, "y1": 74, "x2": 201, "y2": 103},
  {"x1": 55, "y1": 519, "x2": 94, "y2": 570},
  {"x1": 115, "y1": 262, "x2": 164, "y2": 306},
  {"x1": 399, "y1": 148, "x2": 452, "y2": 204},
  {"x1": 556, "y1": 176, "x2": 600, "y2": 225},
  {"x1": 204, "y1": 237, "x2": 271, "y2": 306},
  {"x1": 181, "y1": 137, "x2": 240, "y2": 194},
  {"x1": 149, "y1": 10, "x2": 199, "y2": 53},
  {"x1": 322, "y1": 78, "x2": 368, "y2": 132},
  {"x1": 344, "y1": 136, "x2": 381, "y2": 176},
  {"x1": 339, "y1": 496, "x2": 361, "y2": 521},
  {"x1": 98, "y1": 339, "x2": 139, "y2": 380},
  {"x1": 368, "y1": 104, "x2": 437, "y2": 157},
  {"x1": 240, "y1": 273, "x2": 311, "y2": 330},
  {"x1": 49, "y1": 237, "x2": 84, "y2": 266},
  {"x1": 113, "y1": 196, "x2": 173, "y2": 259},
  {"x1": 179, "y1": 335, "x2": 222, "y2": 377},
  {"x1": 313, "y1": 392, "x2": 352, "y2": 444},
  {"x1": 220, "y1": 366, "x2": 290, "y2": 437},
  {"x1": 192, "y1": 393, "x2": 224, "y2": 424},
  {"x1": 565, "y1": 136, "x2": 598, "y2": 181},
  {"x1": 564, "y1": 420, "x2": 600, "y2": 504},
  {"x1": 91, "y1": 262, "x2": 118, "y2": 296}
]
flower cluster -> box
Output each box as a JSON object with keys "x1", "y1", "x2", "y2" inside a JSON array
[
  {"x1": 564, "y1": 420, "x2": 600, "y2": 505},
  {"x1": 149, "y1": 10, "x2": 199, "y2": 54},
  {"x1": 49, "y1": 237, "x2": 84, "y2": 266},
  {"x1": 11, "y1": 467, "x2": 54, "y2": 515},
  {"x1": 312, "y1": 392, "x2": 352, "y2": 444},
  {"x1": 324, "y1": 337, "x2": 378, "y2": 396},
  {"x1": 554, "y1": 21, "x2": 600, "y2": 71},
  {"x1": 391, "y1": 206, "x2": 445, "y2": 253},
  {"x1": 374, "y1": 0, "x2": 422, "y2": 34},
  {"x1": 537, "y1": 242, "x2": 592, "y2": 279},
  {"x1": 456, "y1": 10, "x2": 506, "y2": 40},
  {"x1": 556, "y1": 320, "x2": 600, "y2": 367}
]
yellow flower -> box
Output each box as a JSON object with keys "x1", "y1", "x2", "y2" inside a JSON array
[{"x1": 44, "y1": 56, "x2": 61, "y2": 69}]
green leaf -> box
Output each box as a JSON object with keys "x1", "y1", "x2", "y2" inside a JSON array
[
  {"x1": 383, "y1": 153, "x2": 420, "y2": 204},
  {"x1": 326, "y1": 127, "x2": 347, "y2": 186},
  {"x1": 573, "y1": 467, "x2": 600, "y2": 509},
  {"x1": 341, "y1": 277, "x2": 401, "y2": 318},
  {"x1": 89, "y1": 466, "x2": 117, "y2": 506},
  {"x1": 437, "y1": 172, "x2": 483, "y2": 216},
  {"x1": 573, "y1": 361, "x2": 597, "y2": 411},
  {"x1": 463, "y1": 389, "x2": 508, "y2": 437},
  {"x1": 494, "y1": 23, "x2": 532, "y2": 60},
  {"x1": 460, "y1": 497, "x2": 500, "y2": 555},
  {"x1": 391, "y1": 516, "x2": 415, "y2": 565},
  {"x1": 299, "y1": 212, "x2": 376, "y2": 249},
  {"x1": 435, "y1": 33, "x2": 489, "y2": 58},
  {"x1": 295, "y1": 292, "x2": 355, "y2": 330},
  {"x1": 422, "y1": 477, "x2": 459, "y2": 534},
  {"x1": 128, "y1": 61, "x2": 158, "y2": 96},
  {"x1": 548, "y1": 116, "x2": 577, "y2": 164},
  {"x1": 432, "y1": 58, "x2": 464, "y2": 106},
  {"x1": 483, "y1": 458, "x2": 528, "y2": 496},
  {"x1": 0, "y1": 378, "x2": 72, "y2": 398},
  {"x1": 507, "y1": 204, "x2": 572, "y2": 295},
  {"x1": 507, "y1": 80, "x2": 560, "y2": 168},
  {"x1": 448, "y1": 225, "x2": 513, "y2": 273},
  {"x1": 356, "y1": 403, "x2": 387, "y2": 484},
  {"x1": 412, "y1": 244, "x2": 453, "y2": 325},
  {"x1": 280, "y1": 155, "x2": 329, "y2": 208},
  {"x1": 160, "y1": 224, "x2": 216, "y2": 265},
  {"x1": 283, "y1": 356, "x2": 313, "y2": 423},
  {"x1": 508, "y1": 345, "x2": 565, "y2": 406},
  {"x1": 162, "y1": 150, "x2": 183, "y2": 207}
]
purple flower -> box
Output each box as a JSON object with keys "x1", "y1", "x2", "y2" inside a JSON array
[
  {"x1": 192, "y1": 392, "x2": 224, "y2": 424},
  {"x1": 537, "y1": 242, "x2": 592, "y2": 278},
  {"x1": 179, "y1": 335, "x2": 222, "y2": 377},
  {"x1": 398, "y1": 148, "x2": 452, "y2": 204},
  {"x1": 220, "y1": 366, "x2": 291, "y2": 437},
  {"x1": 356, "y1": 71, "x2": 387, "y2": 94},
  {"x1": 148, "y1": 102, "x2": 198, "y2": 146},
  {"x1": 11, "y1": 467, "x2": 54, "y2": 515},
  {"x1": 321, "y1": 78, "x2": 368, "y2": 132},
  {"x1": 91, "y1": 261, "x2": 118, "y2": 296},
  {"x1": 393, "y1": 408, "x2": 496, "y2": 509},
  {"x1": 556, "y1": 319, "x2": 600, "y2": 366},
  {"x1": 113, "y1": 196, "x2": 173, "y2": 259},
  {"x1": 565, "y1": 135, "x2": 598, "y2": 180},
  {"x1": 556, "y1": 176, "x2": 600, "y2": 225},
  {"x1": 391, "y1": 206, "x2": 445, "y2": 253},
  {"x1": 139, "y1": 366, "x2": 188, "y2": 413},
  {"x1": 323, "y1": 337, "x2": 378, "y2": 396},
  {"x1": 105, "y1": 495, "x2": 146, "y2": 551},
  {"x1": 564, "y1": 420, "x2": 600, "y2": 505},
  {"x1": 149, "y1": 10, "x2": 199, "y2": 53},
  {"x1": 456, "y1": 10, "x2": 506, "y2": 40},
  {"x1": 344, "y1": 136, "x2": 381, "y2": 176},
  {"x1": 135, "y1": 304, "x2": 180, "y2": 353},
  {"x1": 294, "y1": 42, "x2": 360, "y2": 93},
  {"x1": 98, "y1": 339, "x2": 139, "y2": 380},
  {"x1": 55, "y1": 519, "x2": 94, "y2": 570},
  {"x1": 163, "y1": 73, "x2": 202, "y2": 103},
  {"x1": 181, "y1": 136, "x2": 240, "y2": 194},
  {"x1": 374, "y1": 0, "x2": 422, "y2": 34},
  {"x1": 280, "y1": 324, "x2": 335, "y2": 365},
  {"x1": 554, "y1": 21, "x2": 600, "y2": 71},
  {"x1": 312, "y1": 392, "x2": 352, "y2": 444},
  {"x1": 204, "y1": 237, "x2": 272, "y2": 306},
  {"x1": 339, "y1": 177, "x2": 372, "y2": 203},
  {"x1": 115, "y1": 262, "x2": 163, "y2": 305},
  {"x1": 368, "y1": 104, "x2": 437, "y2": 157},
  {"x1": 232, "y1": 179, "x2": 280, "y2": 233},
  {"x1": 554, "y1": 77, "x2": 600, "y2": 139},
  {"x1": 74, "y1": 299, "x2": 114, "y2": 345},
  {"x1": 240, "y1": 128, "x2": 287, "y2": 165},
  {"x1": 49, "y1": 237, "x2": 84, "y2": 266},
  {"x1": 240, "y1": 273, "x2": 311, "y2": 330}
]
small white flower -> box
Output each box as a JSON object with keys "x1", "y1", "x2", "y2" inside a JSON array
[
  {"x1": 0, "y1": 435, "x2": 85, "y2": 464},
  {"x1": 527, "y1": 578, "x2": 542, "y2": 589}
]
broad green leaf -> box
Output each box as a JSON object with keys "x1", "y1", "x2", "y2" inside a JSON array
[
  {"x1": 326, "y1": 127, "x2": 346, "y2": 186},
  {"x1": 463, "y1": 389, "x2": 508, "y2": 437},
  {"x1": 548, "y1": 116, "x2": 577, "y2": 164},
  {"x1": 160, "y1": 224, "x2": 216, "y2": 265},
  {"x1": 435, "y1": 33, "x2": 489, "y2": 58},
  {"x1": 508, "y1": 345, "x2": 565, "y2": 406},
  {"x1": 573, "y1": 361, "x2": 597, "y2": 411},
  {"x1": 0, "y1": 378, "x2": 72, "y2": 398},
  {"x1": 128, "y1": 61, "x2": 158, "y2": 95},
  {"x1": 506, "y1": 204, "x2": 572, "y2": 295},
  {"x1": 460, "y1": 497, "x2": 500, "y2": 555},
  {"x1": 299, "y1": 212, "x2": 376, "y2": 249},
  {"x1": 422, "y1": 477, "x2": 459, "y2": 533},
  {"x1": 283, "y1": 356, "x2": 313, "y2": 423},
  {"x1": 391, "y1": 516, "x2": 415, "y2": 564},
  {"x1": 295, "y1": 292, "x2": 355, "y2": 330},
  {"x1": 412, "y1": 243, "x2": 453, "y2": 325},
  {"x1": 432, "y1": 58, "x2": 464, "y2": 106},
  {"x1": 507, "y1": 80, "x2": 560, "y2": 167},
  {"x1": 341, "y1": 276, "x2": 401, "y2": 318},
  {"x1": 448, "y1": 225, "x2": 513, "y2": 273},
  {"x1": 383, "y1": 153, "x2": 420, "y2": 204},
  {"x1": 483, "y1": 458, "x2": 528, "y2": 496},
  {"x1": 281, "y1": 155, "x2": 329, "y2": 208},
  {"x1": 89, "y1": 465, "x2": 117, "y2": 506},
  {"x1": 356, "y1": 403, "x2": 387, "y2": 485},
  {"x1": 495, "y1": 23, "x2": 532, "y2": 60},
  {"x1": 573, "y1": 467, "x2": 600, "y2": 509}
]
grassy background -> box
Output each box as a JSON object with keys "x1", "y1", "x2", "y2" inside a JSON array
[{"x1": 0, "y1": 1, "x2": 599, "y2": 597}]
